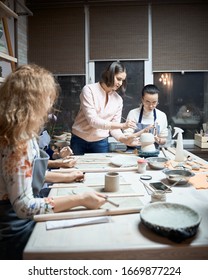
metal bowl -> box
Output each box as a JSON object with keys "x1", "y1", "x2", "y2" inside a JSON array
[
  {"x1": 140, "y1": 202, "x2": 201, "y2": 242},
  {"x1": 147, "y1": 157, "x2": 168, "y2": 170},
  {"x1": 163, "y1": 169, "x2": 195, "y2": 185}
]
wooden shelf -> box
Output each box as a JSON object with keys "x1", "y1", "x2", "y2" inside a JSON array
[
  {"x1": 0, "y1": 2, "x2": 18, "y2": 19},
  {"x1": 0, "y1": 51, "x2": 17, "y2": 62},
  {"x1": 0, "y1": 2, "x2": 18, "y2": 73},
  {"x1": 184, "y1": 143, "x2": 208, "y2": 161}
]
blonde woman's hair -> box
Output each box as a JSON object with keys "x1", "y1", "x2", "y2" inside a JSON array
[{"x1": 0, "y1": 64, "x2": 59, "y2": 151}]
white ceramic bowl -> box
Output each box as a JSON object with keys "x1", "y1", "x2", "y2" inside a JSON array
[{"x1": 147, "y1": 157, "x2": 168, "y2": 170}]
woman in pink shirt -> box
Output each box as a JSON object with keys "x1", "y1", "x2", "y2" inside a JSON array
[{"x1": 71, "y1": 61, "x2": 138, "y2": 155}]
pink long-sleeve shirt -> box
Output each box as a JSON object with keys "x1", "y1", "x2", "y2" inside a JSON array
[{"x1": 72, "y1": 82, "x2": 124, "y2": 142}]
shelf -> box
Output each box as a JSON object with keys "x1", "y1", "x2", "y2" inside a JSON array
[
  {"x1": 0, "y1": 2, "x2": 18, "y2": 19},
  {"x1": 0, "y1": 51, "x2": 17, "y2": 62}
]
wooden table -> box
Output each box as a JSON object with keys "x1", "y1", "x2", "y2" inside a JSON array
[{"x1": 23, "y1": 151, "x2": 208, "y2": 260}]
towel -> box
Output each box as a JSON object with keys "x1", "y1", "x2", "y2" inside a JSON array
[
  {"x1": 189, "y1": 173, "x2": 208, "y2": 189},
  {"x1": 166, "y1": 160, "x2": 208, "y2": 173},
  {"x1": 46, "y1": 216, "x2": 111, "y2": 230}
]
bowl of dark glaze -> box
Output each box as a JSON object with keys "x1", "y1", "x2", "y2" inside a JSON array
[{"x1": 140, "y1": 202, "x2": 201, "y2": 242}]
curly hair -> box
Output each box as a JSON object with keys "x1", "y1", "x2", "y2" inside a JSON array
[{"x1": 0, "y1": 64, "x2": 59, "y2": 152}]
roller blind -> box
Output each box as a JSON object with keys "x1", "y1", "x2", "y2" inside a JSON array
[
  {"x1": 152, "y1": 3, "x2": 208, "y2": 72},
  {"x1": 90, "y1": 5, "x2": 148, "y2": 60},
  {"x1": 28, "y1": 7, "x2": 85, "y2": 74}
]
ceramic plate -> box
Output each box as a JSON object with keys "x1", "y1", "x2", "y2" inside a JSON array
[
  {"x1": 110, "y1": 155, "x2": 139, "y2": 167},
  {"x1": 140, "y1": 202, "x2": 201, "y2": 242}
]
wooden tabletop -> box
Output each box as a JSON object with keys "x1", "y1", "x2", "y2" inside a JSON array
[{"x1": 23, "y1": 150, "x2": 208, "y2": 260}]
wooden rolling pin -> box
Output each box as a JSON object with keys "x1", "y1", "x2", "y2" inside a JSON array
[{"x1": 34, "y1": 207, "x2": 143, "y2": 222}]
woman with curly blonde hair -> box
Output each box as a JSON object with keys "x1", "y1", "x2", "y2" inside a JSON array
[{"x1": 0, "y1": 64, "x2": 106, "y2": 260}]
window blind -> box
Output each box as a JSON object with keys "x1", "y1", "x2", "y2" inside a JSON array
[
  {"x1": 89, "y1": 5, "x2": 148, "y2": 60},
  {"x1": 152, "y1": 3, "x2": 208, "y2": 72},
  {"x1": 28, "y1": 7, "x2": 85, "y2": 74}
]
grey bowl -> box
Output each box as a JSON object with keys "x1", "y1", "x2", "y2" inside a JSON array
[
  {"x1": 163, "y1": 169, "x2": 195, "y2": 185},
  {"x1": 147, "y1": 157, "x2": 168, "y2": 170},
  {"x1": 140, "y1": 202, "x2": 201, "y2": 242}
]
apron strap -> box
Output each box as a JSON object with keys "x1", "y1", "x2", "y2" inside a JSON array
[
  {"x1": 138, "y1": 106, "x2": 157, "y2": 124},
  {"x1": 32, "y1": 149, "x2": 49, "y2": 197},
  {"x1": 153, "y1": 108, "x2": 156, "y2": 121}
]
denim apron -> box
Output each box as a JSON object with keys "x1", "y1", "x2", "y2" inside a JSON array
[
  {"x1": 0, "y1": 149, "x2": 49, "y2": 259},
  {"x1": 128, "y1": 106, "x2": 160, "y2": 150},
  {"x1": 136, "y1": 106, "x2": 160, "y2": 136}
]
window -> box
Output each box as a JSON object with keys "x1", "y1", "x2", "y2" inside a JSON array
[
  {"x1": 47, "y1": 75, "x2": 85, "y2": 135},
  {"x1": 154, "y1": 72, "x2": 208, "y2": 139}
]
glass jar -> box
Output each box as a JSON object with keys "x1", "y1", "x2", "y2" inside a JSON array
[{"x1": 151, "y1": 190, "x2": 166, "y2": 203}]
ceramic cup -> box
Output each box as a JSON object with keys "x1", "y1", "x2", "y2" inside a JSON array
[{"x1": 104, "y1": 172, "x2": 120, "y2": 192}]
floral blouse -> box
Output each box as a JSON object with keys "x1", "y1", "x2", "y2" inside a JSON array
[{"x1": 0, "y1": 138, "x2": 54, "y2": 219}]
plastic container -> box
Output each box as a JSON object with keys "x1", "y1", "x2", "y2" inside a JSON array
[
  {"x1": 173, "y1": 127, "x2": 184, "y2": 162},
  {"x1": 137, "y1": 158, "x2": 147, "y2": 173}
]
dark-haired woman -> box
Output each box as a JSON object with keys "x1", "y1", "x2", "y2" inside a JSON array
[
  {"x1": 124, "y1": 84, "x2": 168, "y2": 146},
  {"x1": 71, "y1": 61, "x2": 138, "y2": 155}
]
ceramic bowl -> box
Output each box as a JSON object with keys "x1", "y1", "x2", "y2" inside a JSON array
[
  {"x1": 163, "y1": 169, "x2": 195, "y2": 185},
  {"x1": 147, "y1": 157, "x2": 168, "y2": 170},
  {"x1": 140, "y1": 202, "x2": 201, "y2": 242}
]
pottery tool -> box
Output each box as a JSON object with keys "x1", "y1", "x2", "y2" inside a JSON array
[
  {"x1": 167, "y1": 178, "x2": 183, "y2": 190},
  {"x1": 161, "y1": 147, "x2": 171, "y2": 160},
  {"x1": 106, "y1": 193, "x2": 144, "y2": 198},
  {"x1": 167, "y1": 147, "x2": 176, "y2": 155},
  {"x1": 139, "y1": 179, "x2": 154, "y2": 194},
  {"x1": 105, "y1": 196, "x2": 119, "y2": 207}
]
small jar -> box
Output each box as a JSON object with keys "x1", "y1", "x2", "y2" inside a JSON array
[
  {"x1": 137, "y1": 158, "x2": 147, "y2": 173},
  {"x1": 151, "y1": 190, "x2": 166, "y2": 203}
]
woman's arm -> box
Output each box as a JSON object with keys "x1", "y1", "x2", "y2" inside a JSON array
[
  {"x1": 80, "y1": 85, "x2": 136, "y2": 130},
  {"x1": 53, "y1": 192, "x2": 107, "y2": 212},
  {"x1": 2, "y1": 145, "x2": 106, "y2": 219},
  {"x1": 45, "y1": 170, "x2": 84, "y2": 183},
  {"x1": 47, "y1": 157, "x2": 77, "y2": 168}
]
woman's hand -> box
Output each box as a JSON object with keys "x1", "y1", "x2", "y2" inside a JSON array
[
  {"x1": 154, "y1": 136, "x2": 166, "y2": 145},
  {"x1": 59, "y1": 146, "x2": 73, "y2": 158},
  {"x1": 128, "y1": 124, "x2": 154, "y2": 139},
  {"x1": 47, "y1": 157, "x2": 78, "y2": 168},
  {"x1": 119, "y1": 135, "x2": 140, "y2": 146},
  {"x1": 79, "y1": 192, "x2": 107, "y2": 209},
  {"x1": 122, "y1": 120, "x2": 137, "y2": 130},
  {"x1": 52, "y1": 146, "x2": 73, "y2": 160},
  {"x1": 73, "y1": 170, "x2": 85, "y2": 182},
  {"x1": 61, "y1": 156, "x2": 78, "y2": 168}
]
